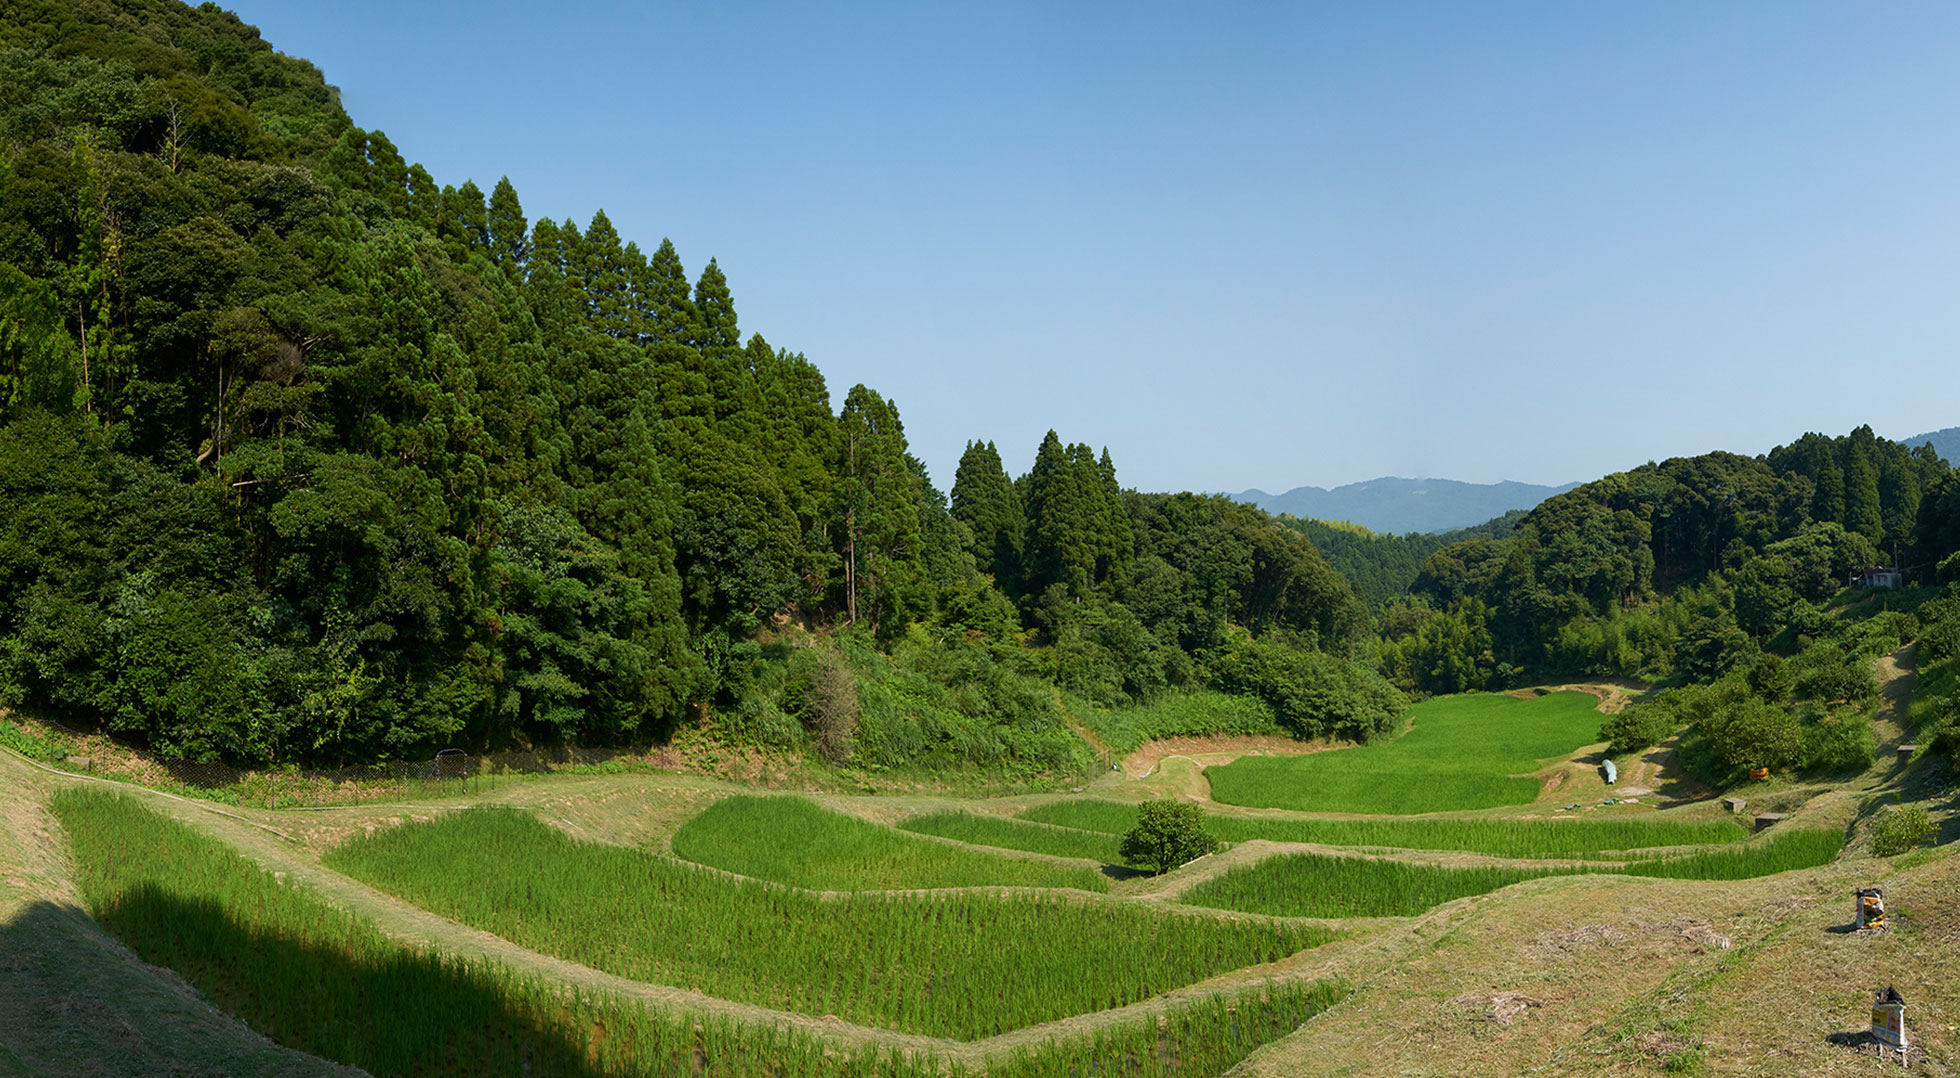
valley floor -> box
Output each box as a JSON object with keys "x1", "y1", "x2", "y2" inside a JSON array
[{"x1": 1, "y1": 670, "x2": 1954, "y2": 1077}]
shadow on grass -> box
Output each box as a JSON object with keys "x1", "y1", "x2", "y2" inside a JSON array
[
  {"x1": 1098, "y1": 863, "x2": 1150, "y2": 882},
  {"x1": 79, "y1": 885, "x2": 633, "y2": 1077},
  {"x1": 0, "y1": 900, "x2": 355, "y2": 1078}
]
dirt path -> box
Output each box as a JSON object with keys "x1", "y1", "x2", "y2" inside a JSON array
[{"x1": 1504, "y1": 680, "x2": 1646, "y2": 714}]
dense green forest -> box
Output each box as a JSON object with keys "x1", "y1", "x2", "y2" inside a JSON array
[
  {"x1": 0, "y1": 0, "x2": 1395, "y2": 770},
  {"x1": 3, "y1": 0, "x2": 1957, "y2": 780}
]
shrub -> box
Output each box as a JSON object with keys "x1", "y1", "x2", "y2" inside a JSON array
[
  {"x1": 1600, "y1": 705, "x2": 1677, "y2": 756},
  {"x1": 1869, "y1": 804, "x2": 1936, "y2": 856},
  {"x1": 1119, "y1": 800, "x2": 1218, "y2": 875}
]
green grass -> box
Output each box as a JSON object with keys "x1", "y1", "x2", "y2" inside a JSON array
[
  {"x1": 1203, "y1": 691, "x2": 1607, "y2": 813},
  {"x1": 1179, "y1": 852, "x2": 1592, "y2": 918},
  {"x1": 326, "y1": 807, "x2": 1335, "y2": 1040},
  {"x1": 1021, "y1": 800, "x2": 1749, "y2": 858},
  {"x1": 49, "y1": 788, "x2": 931, "y2": 1077},
  {"x1": 1179, "y1": 830, "x2": 1848, "y2": 919},
  {"x1": 898, "y1": 810, "x2": 1124, "y2": 864},
  {"x1": 1620, "y1": 829, "x2": 1845, "y2": 879},
  {"x1": 987, "y1": 979, "x2": 1347, "y2": 1078},
  {"x1": 1075, "y1": 691, "x2": 1286, "y2": 757},
  {"x1": 671, "y1": 796, "x2": 1109, "y2": 892}
]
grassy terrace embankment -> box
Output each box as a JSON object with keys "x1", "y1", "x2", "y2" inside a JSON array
[
  {"x1": 672, "y1": 795, "x2": 1110, "y2": 891},
  {"x1": 324, "y1": 807, "x2": 1335, "y2": 1040}
]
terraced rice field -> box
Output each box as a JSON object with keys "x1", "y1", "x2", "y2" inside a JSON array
[
  {"x1": 1175, "y1": 831, "x2": 1849, "y2": 919},
  {"x1": 1019, "y1": 800, "x2": 1750, "y2": 858},
  {"x1": 898, "y1": 810, "x2": 1125, "y2": 864},
  {"x1": 672, "y1": 795, "x2": 1109, "y2": 891},
  {"x1": 1202, "y1": 691, "x2": 1609, "y2": 813},
  {"x1": 325, "y1": 807, "x2": 1336, "y2": 1039}
]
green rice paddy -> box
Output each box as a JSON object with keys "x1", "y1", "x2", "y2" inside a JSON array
[
  {"x1": 49, "y1": 788, "x2": 929, "y2": 1077},
  {"x1": 898, "y1": 810, "x2": 1125, "y2": 864},
  {"x1": 325, "y1": 807, "x2": 1335, "y2": 1040},
  {"x1": 1177, "y1": 829, "x2": 1849, "y2": 919},
  {"x1": 672, "y1": 795, "x2": 1109, "y2": 892},
  {"x1": 1202, "y1": 691, "x2": 1609, "y2": 813},
  {"x1": 1180, "y1": 851, "x2": 1592, "y2": 918},
  {"x1": 1019, "y1": 800, "x2": 1749, "y2": 858}
]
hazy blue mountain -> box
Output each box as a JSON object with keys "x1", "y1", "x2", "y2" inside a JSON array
[
  {"x1": 1237, "y1": 477, "x2": 1581, "y2": 534},
  {"x1": 1899, "y1": 426, "x2": 1960, "y2": 465}
]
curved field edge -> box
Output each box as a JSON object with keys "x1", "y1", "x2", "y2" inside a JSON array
[
  {"x1": 670, "y1": 794, "x2": 1110, "y2": 892},
  {"x1": 40, "y1": 778, "x2": 1360, "y2": 1077},
  {"x1": 47, "y1": 786, "x2": 930, "y2": 1077},
  {"x1": 322, "y1": 806, "x2": 1337, "y2": 1040}
]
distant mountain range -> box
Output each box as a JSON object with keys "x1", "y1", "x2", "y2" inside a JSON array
[
  {"x1": 1236, "y1": 477, "x2": 1581, "y2": 535},
  {"x1": 1901, "y1": 426, "x2": 1960, "y2": 465}
]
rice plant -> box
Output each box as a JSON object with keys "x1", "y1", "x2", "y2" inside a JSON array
[
  {"x1": 1619, "y1": 828, "x2": 1844, "y2": 879},
  {"x1": 1179, "y1": 851, "x2": 1593, "y2": 919},
  {"x1": 985, "y1": 978, "x2": 1347, "y2": 1077},
  {"x1": 1203, "y1": 691, "x2": 1606, "y2": 813},
  {"x1": 49, "y1": 788, "x2": 937, "y2": 1077},
  {"x1": 1021, "y1": 800, "x2": 1748, "y2": 858},
  {"x1": 671, "y1": 795, "x2": 1108, "y2": 892},
  {"x1": 325, "y1": 807, "x2": 1336, "y2": 1040},
  {"x1": 898, "y1": 810, "x2": 1124, "y2": 864}
]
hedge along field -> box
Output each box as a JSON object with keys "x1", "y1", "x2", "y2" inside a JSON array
[
  {"x1": 898, "y1": 811, "x2": 1124, "y2": 865},
  {"x1": 48, "y1": 788, "x2": 937, "y2": 1078},
  {"x1": 1020, "y1": 800, "x2": 1750, "y2": 859},
  {"x1": 325, "y1": 807, "x2": 1336, "y2": 1040},
  {"x1": 1178, "y1": 831, "x2": 1849, "y2": 919},
  {"x1": 1202, "y1": 691, "x2": 1608, "y2": 813},
  {"x1": 671, "y1": 796, "x2": 1109, "y2": 892}
]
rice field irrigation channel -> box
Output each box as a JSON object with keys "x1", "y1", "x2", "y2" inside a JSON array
[
  {"x1": 670, "y1": 795, "x2": 1109, "y2": 892},
  {"x1": 322, "y1": 806, "x2": 1340, "y2": 1040}
]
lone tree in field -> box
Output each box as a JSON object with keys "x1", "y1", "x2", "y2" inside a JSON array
[{"x1": 1119, "y1": 799, "x2": 1218, "y2": 875}]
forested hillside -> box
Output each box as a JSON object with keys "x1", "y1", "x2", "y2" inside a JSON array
[{"x1": 0, "y1": 0, "x2": 1395, "y2": 770}]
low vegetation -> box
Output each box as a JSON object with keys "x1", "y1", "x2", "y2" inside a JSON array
[
  {"x1": 898, "y1": 811, "x2": 1123, "y2": 864},
  {"x1": 1618, "y1": 828, "x2": 1845, "y2": 879},
  {"x1": 1182, "y1": 829, "x2": 1847, "y2": 918},
  {"x1": 1021, "y1": 801, "x2": 1748, "y2": 859},
  {"x1": 1202, "y1": 692, "x2": 1605, "y2": 813},
  {"x1": 325, "y1": 807, "x2": 1334, "y2": 1040},
  {"x1": 985, "y1": 979, "x2": 1348, "y2": 1078},
  {"x1": 1072, "y1": 691, "x2": 1285, "y2": 757},
  {"x1": 1180, "y1": 852, "x2": 1592, "y2": 919},
  {"x1": 671, "y1": 795, "x2": 1109, "y2": 892}
]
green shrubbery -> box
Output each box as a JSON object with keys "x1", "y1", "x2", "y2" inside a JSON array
[
  {"x1": 1117, "y1": 800, "x2": 1218, "y2": 875},
  {"x1": 1868, "y1": 804, "x2": 1936, "y2": 856}
]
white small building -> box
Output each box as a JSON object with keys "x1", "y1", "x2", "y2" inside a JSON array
[{"x1": 1851, "y1": 567, "x2": 1903, "y2": 589}]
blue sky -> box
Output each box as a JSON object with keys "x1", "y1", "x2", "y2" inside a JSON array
[{"x1": 230, "y1": 2, "x2": 1960, "y2": 494}]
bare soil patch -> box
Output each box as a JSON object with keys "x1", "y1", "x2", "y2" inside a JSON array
[
  {"x1": 1504, "y1": 680, "x2": 1646, "y2": 714},
  {"x1": 1122, "y1": 734, "x2": 1332, "y2": 779}
]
